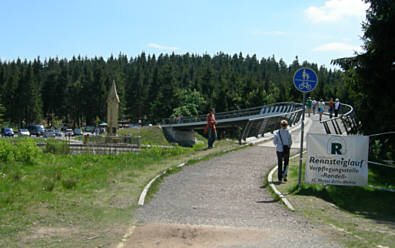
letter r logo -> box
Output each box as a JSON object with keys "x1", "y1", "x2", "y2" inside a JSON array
[
  {"x1": 327, "y1": 137, "x2": 346, "y2": 156},
  {"x1": 331, "y1": 143, "x2": 342, "y2": 155}
]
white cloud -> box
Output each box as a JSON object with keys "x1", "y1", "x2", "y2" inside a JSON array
[
  {"x1": 251, "y1": 30, "x2": 288, "y2": 36},
  {"x1": 312, "y1": 42, "x2": 363, "y2": 52},
  {"x1": 305, "y1": 0, "x2": 369, "y2": 23},
  {"x1": 147, "y1": 43, "x2": 180, "y2": 51}
]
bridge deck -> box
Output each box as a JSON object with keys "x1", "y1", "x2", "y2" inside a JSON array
[{"x1": 161, "y1": 112, "x2": 287, "y2": 129}]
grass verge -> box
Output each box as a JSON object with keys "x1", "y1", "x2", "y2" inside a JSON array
[
  {"x1": 273, "y1": 155, "x2": 395, "y2": 248},
  {"x1": 0, "y1": 137, "x2": 239, "y2": 247},
  {"x1": 118, "y1": 126, "x2": 170, "y2": 146}
]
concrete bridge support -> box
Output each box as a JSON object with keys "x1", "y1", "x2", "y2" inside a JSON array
[{"x1": 162, "y1": 127, "x2": 196, "y2": 147}]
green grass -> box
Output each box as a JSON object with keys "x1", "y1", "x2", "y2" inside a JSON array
[
  {"x1": 292, "y1": 162, "x2": 395, "y2": 219},
  {"x1": 368, "y1": 163, "x2": 395, "y2": 190},
  {"x1": 0, "y1": 136, "x2": 237, "y2": 247},
  {"x1": 74, "y1": 126, "x2": 170, "y2": 145},
  {"x1": 274, "y1": 156, "x2": 395, "y2": 248},
  {"x1": 118, "y1": 126, "x2": 170, "y2": 145}
]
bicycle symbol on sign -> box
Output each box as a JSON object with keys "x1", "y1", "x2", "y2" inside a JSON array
[
  {"x1": 298, "y1": 69, "x2": 312, "y2": 90},
  {"x1": 299, "y1": 81, "x2": 312, "y2": 90}
]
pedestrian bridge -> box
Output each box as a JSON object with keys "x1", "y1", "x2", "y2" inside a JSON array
[{"x1": 161, "y1": 102, "x2": 359, "y2": 146}]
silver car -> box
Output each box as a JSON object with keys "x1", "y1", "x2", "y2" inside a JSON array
[
  {"x1": 43, "y1": 129, "x2": 55, "y2": 138},
  {"x1": 18, "y1": 129, "x2": 30, "y2": 136}
]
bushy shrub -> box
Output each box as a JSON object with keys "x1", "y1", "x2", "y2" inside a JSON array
[
  {"x1": 0, "y1": 140, "x2": 16, "y2": 162},
  {"x1": 15, "y1": 139, "x2": 42, "y2": 163},
  {"x1": 44, "y1": 139, "x2": 70, "y2": 154},
  {"x1": 0, "y1": 138, "x2": 41, "y2": 163},
  {"x1": 142, "y1": 145, "x2": 166, "y2": 156}
]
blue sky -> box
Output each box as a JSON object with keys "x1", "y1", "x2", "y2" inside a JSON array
[{"x1": 1, "y1": 0, "x2": 369, "y2": 68}]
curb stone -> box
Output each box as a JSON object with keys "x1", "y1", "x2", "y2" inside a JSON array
[
  {"x1": 137, "y1": 145, "x2": 250, "y2": 206},
  {"x1": 267, "y1": 153, "x2": 302, "y2": 211},
  {"x1": 137, "y1": 118, "x2": 310, "y2": 207}
]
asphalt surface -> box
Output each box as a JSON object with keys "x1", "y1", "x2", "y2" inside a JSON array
[{"x1": 130, "y1": 116, "x2": 342, "y2": 248}]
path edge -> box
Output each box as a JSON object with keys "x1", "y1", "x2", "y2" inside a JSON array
[
  {"x1": 267, "y1": 118, "x2": 312, "y2": 212},
  {"x1": 267, "y1": 153, "x2": 301, "y2": 212},
  {"x1": 138, "y1": 118, "x2": 311, "y2": 207}
]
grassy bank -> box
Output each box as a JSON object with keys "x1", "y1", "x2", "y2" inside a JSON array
[
  {"x1": 117, "y1": 126, "x2": 170, "y2": 145},
  {"x1": 274, "y1": 157, "x2": 395, "y2": 248},
  {"x1": 0, "y1": 136, "x2": 238, "y2": 247}
]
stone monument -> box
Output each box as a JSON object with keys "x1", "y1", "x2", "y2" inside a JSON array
[{"x1": 107, "y1": 80, "x2": 120, "y2": 136}]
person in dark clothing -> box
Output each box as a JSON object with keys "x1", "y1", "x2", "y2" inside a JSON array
[
  {"x1": 334, "y1": 98, "x2": 340, "y2": 117},
  {"x1": 204, "y1": 108, "x2": 217, "y2": 149},
  {"x1": 273, "y1": 120, "x2": 292, "y2": 182}
]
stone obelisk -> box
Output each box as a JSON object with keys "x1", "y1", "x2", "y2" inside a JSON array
[{"x1": 107, "y1": 80, "x2": 120, "y2": 136}]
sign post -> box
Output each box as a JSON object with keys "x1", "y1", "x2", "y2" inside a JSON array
[{"x1": 293, "y1": 68, "x2": 318, "y2": 188}]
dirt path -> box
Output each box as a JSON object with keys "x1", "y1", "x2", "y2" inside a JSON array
[{"x1": 121, "y1": 117, "x2": 342, "y2": 248}]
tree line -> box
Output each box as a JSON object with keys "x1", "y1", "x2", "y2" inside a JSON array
[
  {"x1": 0, "y1": 53, "x2": 344, "y2": 128},
  {"x1": 333, "y1": 0, "x2": 394, "y2": 135}
]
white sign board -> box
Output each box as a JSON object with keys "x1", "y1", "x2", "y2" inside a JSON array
[{"x1": 305, "y1": 134, "x2": 369, "y2": 186}]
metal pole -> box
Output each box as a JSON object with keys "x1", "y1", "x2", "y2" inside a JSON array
[{"x1": 298, "y1": 93, "x2": 306, "y2": 188}]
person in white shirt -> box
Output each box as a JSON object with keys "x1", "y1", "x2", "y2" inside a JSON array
[
  {"x1": 273, "y1": 120, "x2": 292, "y2": 182},
  {"x1": 334, "y1": 98, "x2": 340, "y2": 117},
  {"x1": 312, "y1": 99, "x2": 317, "y2": 115}
]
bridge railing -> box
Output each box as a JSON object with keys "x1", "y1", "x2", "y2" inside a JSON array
[
  {"x1": 161, "y1": 102, "x2": 303, "y2": 125},
  {"x1": 239, "y1": 103, "x2": 304, "y2": 143},
  {"x1": 320, "y1": 102, "x2": 361, "y2": 135}
]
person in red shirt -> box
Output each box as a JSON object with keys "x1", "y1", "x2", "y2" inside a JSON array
[
  {"x1": 204, "y1": 108, "x2": 217, "y2": 149},
  {"x1": 328, "y1": 98, "x2": 334, "y2": 118}
]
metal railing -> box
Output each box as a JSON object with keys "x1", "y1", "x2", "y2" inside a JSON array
[
  {"x1": 239, "y1": 102, "x2": 304, "y2": 143},
  {"x1": 161, "y1": 102, "x2": 304, "y2": 144},
  {"x1": 368, "y1": 131, "x2": 395, "y2": 169},
  {"x1": 161, "y1": 102, "x2": 303, "y2": 125},
  {"x1": 320, "y1": 102, "x2": 361, "y2": 135}
]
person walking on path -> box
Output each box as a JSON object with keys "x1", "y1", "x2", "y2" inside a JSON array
[
  {"x1": 273, "y1": 120, "x2": 292, "y2": 182},
  {"x1": 328, "y1": 98, "x2": 334, "y2": 118},
  {"x1": 204, "y1": 108, "x2": 217, "y2": 149},
  {"x1": 306, "y1": 97, "x2": 312, "y2": 117},
  {"x1": 318, "y1": 98, "x2": 325, "y2": 121},
  {"x1": 312, "y1": 99, "x2": 317, "y2": 115},
  {"x1": 334, "y1": 98, "x2": 340, "y2": 117}
]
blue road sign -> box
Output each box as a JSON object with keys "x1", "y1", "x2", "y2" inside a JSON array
[{"x1": 293, "y1": 68, "x2": 318, "y2": 93}]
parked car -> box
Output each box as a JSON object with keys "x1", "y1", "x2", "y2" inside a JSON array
[
  {"x1": 43, "y1": 129, "x2": 55, "y2": 138},
  {"x1": 83, "y1": 125, "x2": 96, "y2": 134},
  {"x1": 27, "y1": 125, "x2": 44, "y2": 137},
  {"x1": 54, "y1": 129, "x2": 62, "y2": 137},
  {"x1": 64, "y1": 129, "x2": 73, "y2": 137},
  {"x1": 128, "y1": 124, "x2": 139, "y2": 128},
  {"x1": 18, "y1": 129, "x2": 30, "y2": 136},
  {"x1": 1, "y1": 128, "x2": 14, "y2": 137},
  {"x1": 73, "y1": 128, "x2": 83, "y2": 136}
]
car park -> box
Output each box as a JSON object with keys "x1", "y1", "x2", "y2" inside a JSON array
[
  {"x1": 64, "y1": 129, "x2": 73, "y2": 137},
  {"x1": 128, "y1": 124, "x2": 139, "y2": 128},
  {"x1": 73, "y1": 128, "x2": 83, "y2": 136},
  {"x1": 43, "y1": 129, "x2": 56, "y2": 138},
  {"x1": 83, "y1": 125, "x2": 96, "y2": 134},
  {"x1": 54, "y1": 129, "x2": 62, "y2": 137},
  {"x1": 27, "y1": 125, "x2": 44, "y2": 137},
  {"x1": 18, "y1": 129, "x2": 30, "y2": 136},
  {"x1": 1, "y1": 128, "x2": 14, "y2": 137}
]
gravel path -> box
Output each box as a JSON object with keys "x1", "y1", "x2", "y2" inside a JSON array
[{"x1": 126, "y1": 117, "x2": 342, "y2": 248}]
